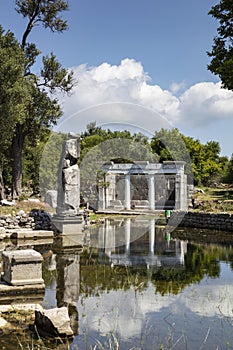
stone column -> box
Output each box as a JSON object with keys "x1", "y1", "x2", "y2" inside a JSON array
[
  {"x1": 149, "y1": 219, "x2": 155, "y2": 254},
  {"x1": 175, "y1": 174, "x2": 187, "y2": 210},
  {"x1": 98, "y1": 187, "x2": 105, "y2": 211},
  {"x1": 124, "y1": 174, "x2": 131, "y2": 210},
  {"x1": 125, "y1": 218, "x2": 131, "y2": 254},
  {"x1": 148, "y1": 175, "x2": 155, "y2": 210}
]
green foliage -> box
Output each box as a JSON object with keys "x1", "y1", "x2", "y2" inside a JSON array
[
  {"x1": 22, "y1": 129, "x2": 50, "y2": 191},
  {"x1": 223, "y1": 153, "x2": 233, "y2": 183},
  {"x1": 39, "y1": 131, "x2": 68, "y2": 195},
  {"x1": 0, "y1": 1, "x2": 74, "y2": 197},
  {"x1": 151, "y1": 128, "x2": 224, "y2": 185},
  {"x1": 208, "y1": 0, "x2": 233, "y2": 90},
  {"x1": 16, "y1": 0, "x2": 69, "y2": 47},
  {"x1": 0, "y1": 27, "x2": 30, "y2": 155},
  {"x1": 79, "y1": 122, "x2": 157, "y2": 203}
]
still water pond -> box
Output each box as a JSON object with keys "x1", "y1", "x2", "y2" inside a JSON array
[{"x1": 4, "y1": 218, "x2": 233, "y2": 349}]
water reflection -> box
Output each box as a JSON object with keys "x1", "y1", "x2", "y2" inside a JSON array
[
  {"x1": 43, "y1": 218, "x2": 233, "y2": 349},
  {"x1": 94, "y1": 218, "x2": 187, "y2": 268},
  {"x1": 2, "y1": 218, "x2": 233, "y2": 349}
]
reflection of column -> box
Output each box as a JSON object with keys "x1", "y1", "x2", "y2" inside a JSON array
[
  {"x1": 179, "y1": 240, "x2": 187, "y2": 264},
  {"x1": 98, "y1": 225, "x2": 105, "y2": 250},
  {"x1": 56, "y1": 253, "x2": 80, "y2": 308},
  {"x1": 125, "y1": 218, "x2": 131, "y2": 254},
  {"x1": 148, "y1": 175, "x2": 155, "y2": 210},
  {"x1": 105, "y1": 219, "x2": 115, "y2": 254},
  {"x1": 125, "y1": 174, "x2": 131, "y2": 210},
  {"x1": 149, "y1": 219, "x2": 155, "y2": 254}
]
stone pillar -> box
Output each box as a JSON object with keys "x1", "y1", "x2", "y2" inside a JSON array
[
  {"x1": 175, "y1": 174, "x2": 188, "y2": 210},
  {"x1": 56, "y1": 134, "x2": 80, "y2": 215},
  {"x1": 148, "y1": 175, "x2": 155, "y2": 210},
  {"x1": 125, "y1": 218, "x2": 131, "y2": 254},
  {"x1": 105, "y1": 174, "x2": 116, "y2": 208},
  {"x1": 98, "y1": 187, "x2": 105, "y2": 211},
  {"x1": 124, "y1": 174, "x2": 131, "y2": 210},
  {"x1": 149, "y1": 219, "x2": 155, "y2": 254}
]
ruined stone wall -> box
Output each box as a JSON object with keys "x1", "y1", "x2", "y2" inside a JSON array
[
  {"x1": 171, "y1": 211, "x2": 233, "y2": 232},
  {"x1": 0, "y1": 210, "x2": 51, "y2": 230}
]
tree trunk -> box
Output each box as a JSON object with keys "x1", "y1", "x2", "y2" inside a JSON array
[
  {"x1": 0, "y1": 167, "x2": 4, "y2": 200},
  {"x1": 11, "y1": 124, "x2": 24, "y2": 198}
]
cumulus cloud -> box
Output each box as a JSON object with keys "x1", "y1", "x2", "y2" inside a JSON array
[
  {"x1": 57, "y1": 58, "x2": 233, "y2": 135},
  {"x1": 178, "y1": 82, "x2": 233, "y2": 126}
]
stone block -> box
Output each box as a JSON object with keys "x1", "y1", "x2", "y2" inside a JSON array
[
  {"x1": 2, "y1": 249, "x2": 44, "y2": 286},
  {"x1": 10, "y1": 229, "x2": 54, "y2": 240},
  {"x1": 35, "y1": 306, "x2": 73, "y2": 337},
  {"x1": 52, "y1": 214, "x2": 84, "y2": 235}
]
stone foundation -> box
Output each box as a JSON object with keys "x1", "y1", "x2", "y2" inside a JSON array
[{"x1": 171, "y1": 211, "x2": 233, "y2": 232}]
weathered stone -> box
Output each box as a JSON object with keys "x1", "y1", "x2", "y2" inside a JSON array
[
  {"x1": 0, "y1": 227, "x2": 6, "y2": 238},
  {"x1": 56, "y1": 134, "x2": 81, "y2": 215},
  {"x1": 64, "y1": 136, "x2": 80, "y2": 159},
  {"x1": 2, "y1": 249, "x2": 44, "y2": 286},
  {"x1": 10, "y1": 229, "x2": 54, "y2": 239},
  {"x1": 0, "y1": 316, "x2": 13, "y2": 330},
  {"x1": 35, "y1": 307, "x2": 73, "y2": 337},
  {"x1": 53, "y1": 133, "x2": 84, "y2": 234},
  {"x1": 45, "y1": 190, "x2": 57, "y2": 208},
  {"x1": 0, "y1": 199, "x2": 15, "y2": 206}
]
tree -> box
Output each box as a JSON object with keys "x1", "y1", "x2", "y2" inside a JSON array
[
  {"x1": 223, "y1": 153, "x2": 233, "y2": 183},
  {"x1": 0, "y1": 26, "x2": 31, "y2": 199},
  {"x1": 79, "y1": 122, "x2": 157, "y2": 206},
  {"x1": 151, "y1": 128, "x2": 193, "y2": 182},
  {"x1": 39, "y1": 131, "x2": 68, "y2": 195},
  {"x1": 10, "y1": 0, "x2": 74, "y2": 197},
  {"x1": 208, "y1": 0, "x2": 233, "y2": 90},
  {"x1": 151, "y1": 128, "x2": 223, "y2": 185}
]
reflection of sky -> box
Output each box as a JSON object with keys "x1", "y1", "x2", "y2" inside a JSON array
[{"x1": 75, "y1": 263, "x2": 233, "y2": 349}]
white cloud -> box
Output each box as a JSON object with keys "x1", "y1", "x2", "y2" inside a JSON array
[
  {"x1": 57, "y1": 58, "x2": 233, "y2": 141},
  {"x1": 57, "y1": 59, "x2": 179, "y2": 134},
  {"x1": 169, "y1": 81, "x2": 186, "y2": 94},
  {"x1": 178, "y1": 82, "x2": 233, "y2": 126},
  {"x1": 179, "y1": 284, "x2": 233, "y2": 318}
]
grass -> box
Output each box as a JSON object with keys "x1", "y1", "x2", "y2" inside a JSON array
[
  {"x1": 0, "y1": 199, "x2": 54, "y2": 217},
  {"x1": 192, "y1": 185, "x2": 233, "y2": 213}
]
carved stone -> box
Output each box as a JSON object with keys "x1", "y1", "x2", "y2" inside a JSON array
[
  {"x1": 53, "y1": 133, "x2": 84, "y2": 234},
  {"x1": 56, "y1": 134, "x2": 81, "y2": 215},
  {"x1": 2, "y1": 249, "x2": 44, "y2": 286}
]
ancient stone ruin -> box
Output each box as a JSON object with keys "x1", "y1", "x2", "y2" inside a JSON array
[
  {"x1": 52, "y1": 133, "x2": 84, "y2": 234},
  {"x1": 56, "y1": 133, "x2": 81, "y2": 215}
]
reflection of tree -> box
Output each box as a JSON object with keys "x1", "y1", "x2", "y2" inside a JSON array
[
  {"x1": 79, "y1": 243, "x2": 222, "y2": 297},
  {"x1": 151, "y1": 243, "x2": 220, "y2": 295},
  {"x1": 80, "y1": 250, "x2": 149, "y2": 295},
  {"x1": 42, "y1": 263, "x2": 57, "y2": 289}
]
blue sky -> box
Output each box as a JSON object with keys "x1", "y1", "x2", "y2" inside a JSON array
[{"x1": 1, "y1": 0, "x2": 233, "y2": 157}]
